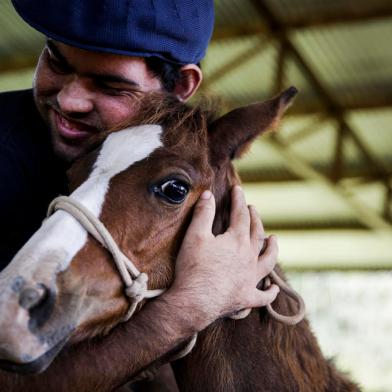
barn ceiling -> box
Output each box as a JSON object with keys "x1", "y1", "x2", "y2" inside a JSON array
[{"x1": 1, "y1": 0, "x2": 391, "y2": 269}]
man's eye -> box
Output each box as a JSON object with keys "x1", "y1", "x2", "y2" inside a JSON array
[
  {"x1": 47, "y1": 56, "x2": 70, "y2": 74},
  {"x1": 96, "y1": 82, "x2": 122, "y2": 95},
  {"x1": 153, "y1": 179, "x2": 190, "y2": 204}
]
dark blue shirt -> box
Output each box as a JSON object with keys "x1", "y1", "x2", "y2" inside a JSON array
[{"x1": 0, "y1": 89, "x2": 68, "y2": 270}]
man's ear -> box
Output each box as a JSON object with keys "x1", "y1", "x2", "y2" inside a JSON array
[
  {"x1": 173, "y1": 64, "x2": 203, "y2": 102},
  {"x1": 208, "y1": 87, "x2": 298, "y2": 167}
]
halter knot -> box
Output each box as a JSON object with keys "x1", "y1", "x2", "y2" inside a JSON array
[{"x1": 125, "y1": 273, "x2": 148, "y2": 302}]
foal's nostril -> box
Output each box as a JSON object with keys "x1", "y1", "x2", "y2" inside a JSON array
[{"x1": 19, "y1": 284, "x2": 48, "y2": 311}]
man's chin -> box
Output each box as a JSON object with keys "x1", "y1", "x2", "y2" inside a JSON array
[
  {"x1": 52, "y1": 140, "x2": 84, "y2": 163},
  {"x1": 50, "y1": 130, "x2": 92, "y2": 163}
]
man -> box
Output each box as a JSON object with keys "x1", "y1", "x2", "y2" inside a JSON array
[{"x1": 0, "y1": 0, "x2": 280, "y2": 390}]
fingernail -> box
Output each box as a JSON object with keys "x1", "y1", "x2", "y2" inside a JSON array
[
  {"x1": 234, "y1": 185, "x2": 243, "y2": 193},
  {"x1": 201, "y1": 190, "x2": 212, "y2": 200}
]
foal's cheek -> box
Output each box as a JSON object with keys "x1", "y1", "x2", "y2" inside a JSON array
[{"x1": 61, "y1": 241, "x2": 126, "y2": 317}]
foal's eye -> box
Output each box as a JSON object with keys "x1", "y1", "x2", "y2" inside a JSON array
[{"x1": 153, "y1": 179, "x2": 190, "y2": 204}]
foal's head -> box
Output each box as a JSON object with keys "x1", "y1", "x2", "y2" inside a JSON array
[{"x1": 0, "y1": 88, "x2": 296, "y2": 373}]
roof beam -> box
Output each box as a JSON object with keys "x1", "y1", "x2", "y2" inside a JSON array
[
  {"x1": 272, "y1": 229, "x2": 392, "y2": 271},
  {"x1": 226, "y1": 90, "x2": 392, "y2": 115},
  {"x1": 280, "y1": 3, "x2": 392, "y2": 29},
  {"x1": 330, "y1": 122, "x2": 347, "y2": 183},
  {"x1": 212, "y1": 4, "x2": 392, "y2": 40},
  {"x1": 383, "y1": 178, "x2": 392, "y2": 221},
  {"x1": 265, "y1": 221, "x2": 365, "y2": 231},
  {"x1": 249, "y1": 0, "x2": 390, "y2": 180},
  {"x1": 265, "y1": 134, "x2": 392, "y2": 232},
  {"x1": 238, "y1": 166, "x2": 390, "y2": 184},
  {"x1": 202, "y1": 36, "x2": 271, "y2": 87},
  {"x1": 212, "y1": 24, "x2": 268, "y2": 40}
]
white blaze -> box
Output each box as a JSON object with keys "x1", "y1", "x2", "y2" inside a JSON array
[{"x1": 2, "y1": 125, "x2": 163, "y2": 279}]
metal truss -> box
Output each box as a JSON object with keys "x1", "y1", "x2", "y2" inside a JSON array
[{"x1": 204, "y1": 0, "x2": 392, "y2": 233}]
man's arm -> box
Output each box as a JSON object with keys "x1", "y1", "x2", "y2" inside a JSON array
[
  {"x1": 0, "y1": 186, "x2": 279, "y2": 391},
  {"x1": 0, "y1": 294, "x2": 206, "y2": 392}
]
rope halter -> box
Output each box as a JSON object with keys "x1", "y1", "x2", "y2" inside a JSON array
[{"x1": 47, "y1": 196, "x2": 165, "y2": 321}]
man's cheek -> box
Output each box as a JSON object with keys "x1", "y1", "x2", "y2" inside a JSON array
[
  {"x1": 34, "y1": 62, "x2": 63, "y2": 97},
  {"x1": 34, "y1": 73, "x2": 61, "y2": 96},
  {"x1": 97, "y1": 99, "x2": 139, "y2": 128}
]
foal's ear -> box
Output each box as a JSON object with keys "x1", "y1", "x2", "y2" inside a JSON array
[{"x1": 208, "y1": 87, "x2": 298, "y2": 166}]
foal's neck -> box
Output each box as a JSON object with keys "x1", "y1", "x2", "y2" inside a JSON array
[{"x1": 172, "y1": 275, "x2": 359, "y2": 392}]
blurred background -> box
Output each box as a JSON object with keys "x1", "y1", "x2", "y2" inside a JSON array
[{"x1": 1, "y1": 0, "x2": 391, "y2": 390}]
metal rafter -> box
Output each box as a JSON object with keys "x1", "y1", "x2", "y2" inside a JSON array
[
  {"x1": 330, "y1": 122, "x2": 347, "y2": 183},
  {"x1": 238, "y1": 164, "x2": 391, "y2": 184},
  {"x1": 246, "y1": 0, "x2": 392, "y2": 232},
  {"x1": 202, "y1": 36, "x2": 271, "y2": 88},
  {"x1": 273, "y1": 40, "x2": 287, "y2": 94},
  {"x1": 212, "y1": 3, "x2": 392, "y2": 40},
  {"x1": 250, "y1": 0, "x2": 389, "y2": 179},
  {"x1": 226, "y1": 90, "x2": 392, "y2": 115},
  {"x1": 266, "y1": 134, "x2": 392, "y2": 232},
  {"x1": 283, "y1": 114, "x2": 330, "y2": 144},
  {"x1": 383, "y1": 178, "x2": 392, "y2": 222}
]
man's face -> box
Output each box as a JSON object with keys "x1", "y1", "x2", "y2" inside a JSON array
[{"x1": 33, "y1": 40, "x2": 163, "y2": 162}]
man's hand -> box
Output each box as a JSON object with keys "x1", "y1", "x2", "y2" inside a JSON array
[{"x1": 166, "y1": 185, "x2": 280, "y2": 331}]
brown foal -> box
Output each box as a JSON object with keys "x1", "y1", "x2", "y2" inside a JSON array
[{"x1": 0, "y1": 88, "x2": 359, "y2": 391}]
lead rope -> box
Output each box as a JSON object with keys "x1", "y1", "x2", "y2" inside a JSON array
[
  {"x1": 230, "y1": 269, "x2": 306, "y2": 325},
  {"x1": 47, "y1": 196, "x2": 305, "y2": 365}
]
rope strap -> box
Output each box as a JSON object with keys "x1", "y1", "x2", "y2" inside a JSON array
[
  {"x1": 265, "y1": 271, "x2": 306, "y2": 325},
  {"x1": 229, "y1": 270, "x2": 305, "y2": 325}
]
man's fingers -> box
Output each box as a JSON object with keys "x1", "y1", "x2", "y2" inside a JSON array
[
  {"x1": 249, "y1": 205, "x2": 265, "y2": 254},
  {"x1": 186, "y1": 190, "x2": 216, "y2": 237},
  {"x1": 257, "y1": 235, "x2": 278, "y2": 277},
  {"x1": 229, "y1": 186, "x2": 250, "y2": 236},
  {"x1": 251, "y1": 284, "x2": 280, "y2": 308}
]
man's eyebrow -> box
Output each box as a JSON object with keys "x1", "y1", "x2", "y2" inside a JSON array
[
  {"x1": 46, "y1": 40, "x2": 71, "y2": 66},
  {"x1": 45, "y1": 39, "x2": 141, "y2": 89},
  {"x1": 87, "y1": 73, "x2": 141, "y2": 88}
]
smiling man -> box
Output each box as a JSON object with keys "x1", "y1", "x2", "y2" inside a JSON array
[
  {"x1": 34, "y1": 39, "x2": 202, "y2": 162},
  {"x1": 0, "y1": 0, "x2": 279, "y2": 390}
]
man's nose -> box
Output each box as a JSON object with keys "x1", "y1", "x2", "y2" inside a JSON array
[{"x1": 57, "y1": 77, "x2": 94, "y2": 114}]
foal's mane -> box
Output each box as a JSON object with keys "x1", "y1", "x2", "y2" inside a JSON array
[{"x1": 107, "y1": 93, "x2": 219, "y2": 153}]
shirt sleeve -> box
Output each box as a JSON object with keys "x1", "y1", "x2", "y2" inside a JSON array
[{"x1": 0, "y1": 144, "x2": 32, "y2": 270}]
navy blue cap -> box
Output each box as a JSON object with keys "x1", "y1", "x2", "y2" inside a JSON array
[{"x1": 12, "y1": 0, "x2": 214, "y2": 65}]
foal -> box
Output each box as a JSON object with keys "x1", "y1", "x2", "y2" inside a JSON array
[{"x1": 0, "y1": 88, "x2": 358, "y2": 391}]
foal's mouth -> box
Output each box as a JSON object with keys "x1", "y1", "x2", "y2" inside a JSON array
[{"x1": 0, "y1": 335, "x2": 69, "y2": 374}]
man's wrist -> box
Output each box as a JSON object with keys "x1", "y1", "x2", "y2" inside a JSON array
[{"x1": 158, "y1": 287, "x2": 212, "y2": 334}]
